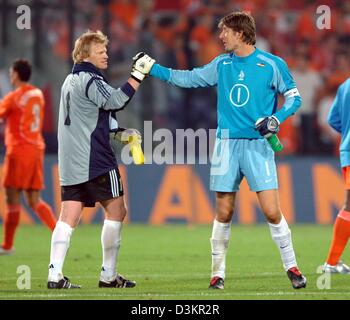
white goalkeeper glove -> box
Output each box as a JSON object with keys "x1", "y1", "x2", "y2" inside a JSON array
[
  {"x1": 130, "y1": 52, "x2": 156, "y2": 82},
  {"x1": 113, "y1": 128, "x2": 142, "y2": 145}
]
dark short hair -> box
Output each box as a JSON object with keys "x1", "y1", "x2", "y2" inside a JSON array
[
  {"x1": 218, "y1": 11, "x2": 256, "y2": 45},
  {"x1": 12, "y1": 59, "x2": 32, "y2": 81}
]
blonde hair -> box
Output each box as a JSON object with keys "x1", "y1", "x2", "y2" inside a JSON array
[{"x1": 72, "y1": 30, "x2": 109, "y2": 63}]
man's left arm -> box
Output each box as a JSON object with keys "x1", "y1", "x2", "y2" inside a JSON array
[
  {"x1": 272, "y1": 58, "x2": 302, "y2": 124},
  {"x1": 0, "y1": 92, "x2": 14, "y2": 119}
]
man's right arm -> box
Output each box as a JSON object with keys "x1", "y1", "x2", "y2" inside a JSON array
[
  {"x1": 87, "y1": 53, "x2": 155, "y2": 110},
  {"x1": 327, "y1": 85, "x2": 343, "y2": 133},
  {"x1": 87, "y1": 79, "x2": 136, "y2": 111},
  {"x1": 150, "y1": 57, "x2": 220, "y2": 88}
]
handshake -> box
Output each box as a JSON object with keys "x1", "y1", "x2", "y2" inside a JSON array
[{"x1": 130, "y1": 52, "x2": 156, "y2": 83}]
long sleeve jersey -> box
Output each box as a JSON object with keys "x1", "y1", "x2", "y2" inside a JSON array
[
  {"x1": 150, "y1": 48, "x2": 302, "y2": 139},
  {"x1": 328, "y1": 78, "x2": 350, "y2": 167},
  {"x1": 58, "y1": 62, "x2": 135, "y2": 186}
]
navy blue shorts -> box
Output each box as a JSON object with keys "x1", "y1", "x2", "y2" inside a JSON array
[{"x1": 61, "y1": 167, "x2": 124, "y2": 207}]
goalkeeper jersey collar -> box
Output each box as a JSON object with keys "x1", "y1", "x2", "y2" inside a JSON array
[{"x1": 72, "y1": 62, "x2": 108, "y2": 83}]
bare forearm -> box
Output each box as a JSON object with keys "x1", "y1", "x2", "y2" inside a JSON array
[{"x1": 127, "y1": 77, "x2": 141, "y2": 91}]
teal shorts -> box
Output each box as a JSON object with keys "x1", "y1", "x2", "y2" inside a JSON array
[{"x1": 210, "y1": 138, "x2": 278, "y2": 192}]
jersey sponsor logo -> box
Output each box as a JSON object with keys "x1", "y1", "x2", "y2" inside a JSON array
[
  {"x1": 229, "y1": 84, "x2": 250, "y2": 107},
  {"x1": 238, "y1": 71, "x2": 245, "y2": 81},
  {"x1": 257, "y1": 63, "x2": 265, "y2": 67},
  {"x1": 223, "y1": 61, "x2": 232, "y2": 65}
]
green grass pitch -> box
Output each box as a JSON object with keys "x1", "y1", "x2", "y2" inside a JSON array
[{"x1": 0, "y1": 224, "x2": 349, "y2": 300}]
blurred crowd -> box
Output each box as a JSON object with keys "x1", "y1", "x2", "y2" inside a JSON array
[{"x1": 1, "y1": 0, "x2": 350, "y2": 156}]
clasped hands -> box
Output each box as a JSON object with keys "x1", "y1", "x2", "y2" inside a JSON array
[{"x1": 130, "y1": 52, "x2": 156, "y2": 82}]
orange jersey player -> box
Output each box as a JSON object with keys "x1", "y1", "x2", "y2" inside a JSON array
[
  {"x1": 0, "y1": 81, "x2": 45, "y2": 190},
  {"x1": 0, "y1": 82, "x2": 45, "y2": 149},
  {"x1": 0, "y1": 59, "x2": 56, "y2": 255}
]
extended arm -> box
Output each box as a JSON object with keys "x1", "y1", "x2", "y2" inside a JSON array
[{"x1": 150, "y1": 56, "x2": 221, "y2": 88}]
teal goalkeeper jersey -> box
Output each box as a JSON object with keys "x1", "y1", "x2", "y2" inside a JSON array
[{"x1": 150, "y1": 48, "x2": 302, "y2": 139}]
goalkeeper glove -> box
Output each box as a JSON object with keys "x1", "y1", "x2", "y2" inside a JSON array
[
  {"x1": 255, "y1": 116, "x2": 280, "y2": 138},
  {"x1": 112, "y1": 128, "x2": 142, "y2": 145},
  {"x1": 130, "y1": 52, "x2": 156, "y2": 82},
  {"x1": 112, "y1": 128, "x2": 144, "y2": 165}
]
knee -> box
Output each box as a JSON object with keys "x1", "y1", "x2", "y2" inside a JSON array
[
  {"x1": 112, "y1": 202, "x2": 127, "y2": 222},
  {"x1": 120, "y1": 206, "x2": 127, "y2": 221},
  {"x1": 28, "y1": 200, "x2": 39, "y2": 210},
  {"x1": 5, "y1": 189, "x2": 20, "y2": 205},
  {"x1": 343, "y1": 191, "x2": 350, "y2": 211},
  {"x1": 264, "y1": 207, "x2": 282, "y2": 224},
  {"x1": 25, "y1": 195, "x2": 40, "y2": 210},
  {"x1": 215, "y1": 203, "x2": 233, "y2": 223},
  {"x1": 343, "y1": 200, "x2": 350, "y2": 212}
]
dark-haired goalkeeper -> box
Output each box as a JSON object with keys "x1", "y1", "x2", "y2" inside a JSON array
[{"x1": 148, "y1": 11, "x2": 306, "y2": 289}]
